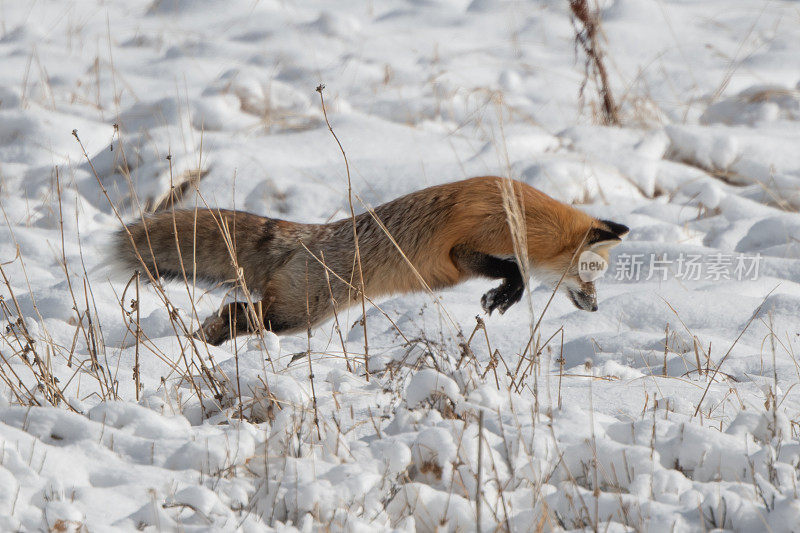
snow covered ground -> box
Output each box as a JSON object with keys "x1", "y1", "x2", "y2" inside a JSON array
[{"x1": 1, "y1": 0, "x2": 800, "y2": 530}]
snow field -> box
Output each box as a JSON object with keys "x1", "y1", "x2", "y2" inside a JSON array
[{"x1": 0, "y1": 0, "x2": 799, "y2": 530}]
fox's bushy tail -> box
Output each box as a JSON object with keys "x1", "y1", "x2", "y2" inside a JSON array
[{"x1": 115, "y1": 209, "x2": 271, "y2": 286}]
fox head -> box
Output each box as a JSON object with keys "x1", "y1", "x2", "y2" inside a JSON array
[
  {"x1": 531, "y1": 219, "x2": 629, "y2": 312},
  {"x1": 458, "y1": 177, "x2": 630, "y2": 313}
]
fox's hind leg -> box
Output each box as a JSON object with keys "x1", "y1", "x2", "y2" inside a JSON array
[
  {"x1": 451, "y1": 246, "x2": 524, "y2": 315},
  {"x1": 193, "y1": 301, "x2": 259, "y2": 346},
  {"x1": 193, "y1": 297, "x2": 300, "y2": 345}
]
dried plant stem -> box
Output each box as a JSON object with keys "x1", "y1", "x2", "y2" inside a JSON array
[
  {"x1": 82, "y1": 279, "x2": 100, "y2": 372},
  {"x1": 692, "y1": 288, "x2": 774, "y2": 417},
  {"x1": 557, "y1": 335, "x2": 565, "y2": 410},
  {"x1": 693, "y1": 337, "x2": 702, "y2": 378},
  {"x1": 158, "y1": 179, "x2": 276, "y2": 375},
  {"x1": 588, "y1": 375, "x2": 599, "y2": 532},
  {"x1": 0, "y1": 264, "x2": 73, "y2": 408},
  {"x1": 352, "y1": 190, "x2": 460, "y2": 332},
  {"x1": 321, "y1": 251, "x2": 352, "y2": 373},
  {"x1": 71, "y1": 129, "x2": 221, "y2": 406},
  {"x1": 134, "y1": 271, "x2": 141, "y2": 401},
  {"x1": 160, "y1": 155, "x2": 262, "y2": 390},
  {"x1": 298, "y1": 240, "x2": 411, "y2": 346},
  {"x1": 54, "y1": 167, "x2": 85, "y2": 370},
  {"x1": 476, "y1": 410, "x2": 484, "y2": 533},
  {"x1": 569, "y1": 0, "x2": 620, "y2": 125},
  {"x1": 663, "y1": 323, "x2": 669, "y2": 377},
  {"x1": 515, "y1": 230, "x2": 591, "y2": 383},
  {"x1": 208, "y1": 212, "x2": 276, "y2": 373},
  {"x1": 516, "y1": 326, "x2": 563, "y2": 391},
  {"x1": 305, "y1": 260, "x2": 321, "y2": 439},
  {"x1": 316, "y1": 84, "x2": 370, "y2": 380}
]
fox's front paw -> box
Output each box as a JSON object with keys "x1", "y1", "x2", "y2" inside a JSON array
[
  {"x1": 481, "y1": 281, "x2": 524, "y2": 315},
  {"x1": 481, "y1": 286, "x2": 502, "y2": 314},
  {"x1": 193, "y1": 314, "x2": 232, "y2": 346}
]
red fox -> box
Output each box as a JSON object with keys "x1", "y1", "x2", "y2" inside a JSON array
[{"x1": 115, "y1": 176, "x2": 628, "y2": 345}]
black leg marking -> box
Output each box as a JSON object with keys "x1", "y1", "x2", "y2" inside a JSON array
[{"x1": 451, "y1": 246, "x2": 525, "y2": 315}]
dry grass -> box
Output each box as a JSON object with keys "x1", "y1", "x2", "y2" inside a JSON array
[
  {"x1": 144, "y1": 167, "x2": 209, "y2": 213},
  {"x1": 569, "y1": 0, "x2": 620, "y2": 126},
  {"x1": 316, "y1": 84, "x2": 371, "y2": 379}
]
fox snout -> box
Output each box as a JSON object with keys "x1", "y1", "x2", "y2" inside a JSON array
[
  {"x1": 567, "y1": 285, "x2": 598, "y2": 312},
  {"x1": 561, "y1": 218, "x2": 630, "y2": 313}
]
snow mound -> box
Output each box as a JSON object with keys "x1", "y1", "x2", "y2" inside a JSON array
[{"x1": 702, "y1": 85, "x2": 800, "y2": 126}]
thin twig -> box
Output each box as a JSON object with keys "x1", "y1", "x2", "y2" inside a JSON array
[
  {"x1": 316, "y1": 84, "x2": 370, "y2": 380},
  {"x1": 476, "y1": 410, "x2": 484, "y2": 533},
  {"x1": 569, "y1": 0, "x2": 619, "y2": 125},
  {"x1": 693, "y1": 288, "x2": 775, "y2": 417}
]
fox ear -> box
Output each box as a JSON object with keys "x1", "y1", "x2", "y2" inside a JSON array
[
  {"x1": 600, "y1": 219, "x2": 630, "y2": 237},
  {"x1": 586, "y1": 227, "x2": 622, "y2": 250}
]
